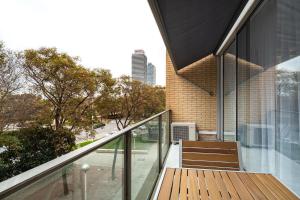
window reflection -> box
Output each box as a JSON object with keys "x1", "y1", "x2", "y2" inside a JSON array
[{"x1": 235, "y1": 0, "x2": 300, "y2": 195}]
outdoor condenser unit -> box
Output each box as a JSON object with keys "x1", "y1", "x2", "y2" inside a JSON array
[{"x1": 171, "y1": 122, "x2": 197, "y2": 144}]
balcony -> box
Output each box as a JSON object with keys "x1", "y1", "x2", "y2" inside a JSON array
[
  {"x1": 1, "y1": 110, "x2": 299, "y2": 199},
  {"x1": 1, "y1": 0, "x2": 300, "y2": 199},
  {"x1": 0, "y1": 111, "x2": 170, "y2": 200}
]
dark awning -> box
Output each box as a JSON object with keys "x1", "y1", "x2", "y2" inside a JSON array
[{"x1": 148, "y1": 0, "x2": 248, "y2": 70}]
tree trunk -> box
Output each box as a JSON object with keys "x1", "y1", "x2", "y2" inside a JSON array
[{"x1": 54, "y1": 107, "x2": 63, "y2": 130}]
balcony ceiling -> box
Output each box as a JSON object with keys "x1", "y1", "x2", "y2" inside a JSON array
[{"x1": 148, "y1": 0, "x2": 248, "y2": 70}]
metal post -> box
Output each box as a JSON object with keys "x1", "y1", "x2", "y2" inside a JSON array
[
  {"x1": 81, "y1": 164, "x2": 90, "y2": 200},
  {"x1": 158, "y1": 115, "x2": 162, "y2": 170},
  {"x1": 124, "y1": 132, "x2": 131, "y2": 200}
]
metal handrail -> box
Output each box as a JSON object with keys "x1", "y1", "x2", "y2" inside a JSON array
[{"x1": 0, "y1": 110, "x2": 170, "y2": 199}]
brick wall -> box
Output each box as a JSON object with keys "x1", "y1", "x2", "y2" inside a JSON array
[{"x1": 166, "y1": 53, "x2": 217, "y2": 131}]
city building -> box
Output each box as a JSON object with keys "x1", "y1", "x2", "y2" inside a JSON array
[
  {"x1": 1, "y1": 0, "x2": 300, "y2": 199},
  {"x1": 131, "y1": 49, "x2": 147, "y2": 83},
  {"x1": 146, "y1": 62, "x2": 156, "y2": 85}
]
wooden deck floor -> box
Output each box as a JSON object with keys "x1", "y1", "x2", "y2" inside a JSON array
[{"x1": 158, "y1": 168, "x2": 299, "y2": 200}]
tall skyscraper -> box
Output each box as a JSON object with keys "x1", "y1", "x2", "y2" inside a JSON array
[
  {"x1": 147, "y1": 63, "x2": 156, "y2": 85},
  {"x1": 132, "y1": 50, "x2": 147, "y2": 83}
]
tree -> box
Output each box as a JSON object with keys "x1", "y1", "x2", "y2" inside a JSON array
[
  {"x1": 95, "y1": 76, "x2": 166, "y2": 130},
  {"x1": 23, "y1": 48, "x2": 112, "y2": 131},
  {"x1": 1, "y1": 94, "x2": 52, "y2": 129},
  {"x1": 0, "y1": 134, "x2": 22, "y2": 180},
  {"x1": 0, "y1": 127, "x2": 75, "y2": 181},
  {"x1": 0, "y1": 42, "x2": 23, "y2": 131},
  {"x1": 143, "y1": 85, "x2": 166, "y2": 118}
]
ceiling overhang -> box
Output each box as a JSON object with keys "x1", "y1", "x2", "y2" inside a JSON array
[{"x1": 148, "y1": 0, "x2": 248, "y2": 70}]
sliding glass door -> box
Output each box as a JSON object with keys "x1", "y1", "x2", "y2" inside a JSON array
[{"x1": 234, "y1": 0, "x2": 300, "y2": 195}]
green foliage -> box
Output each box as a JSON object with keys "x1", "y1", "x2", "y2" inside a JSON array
[
  {"x1": 0, "y1": 127, "x2": 75, "y2": 181},
  {"x1": 0, "y1": 134, "x2": 22, "y2": 180},
  {"x1": 76, "y1": 140, "x2": 95, "y2": 148},
  {"x1": 101, "y1": 135, "x2": 152, "y2": 150}
]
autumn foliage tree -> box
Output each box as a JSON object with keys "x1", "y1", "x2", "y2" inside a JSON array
[
  {"x1": 23, "y1": 48, "x2": 113, "y2": 131},
  {"x1": 3, "y1": 94, "x2": 52, "y2": 128},
  {"x1": 95, "y1": 76, "x2": 165, "y2": 130}
]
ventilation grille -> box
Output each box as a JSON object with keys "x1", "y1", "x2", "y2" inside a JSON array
[{"x1": 173, "y1": 126, "x2": 189, "y2": 141}]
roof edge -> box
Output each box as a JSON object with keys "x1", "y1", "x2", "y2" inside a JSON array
[{"x1": 148, "y1": 0, "x2": 180, "y2": 72}]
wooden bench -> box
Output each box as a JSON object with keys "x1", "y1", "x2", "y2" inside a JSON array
[
  {"x1": 158, "y1": 168, "x2": 299, "y2": 200},
  {"x1": 180, "y1": 141, "x2": 241, "y2": 171}
]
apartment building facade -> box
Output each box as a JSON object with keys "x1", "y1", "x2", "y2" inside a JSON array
[
  {"x1": 131, "y1": 49, "x2": 147, "y2": 83},
  {"x1": 146, "y1": 62, "x2": 156, "y2": 85}
]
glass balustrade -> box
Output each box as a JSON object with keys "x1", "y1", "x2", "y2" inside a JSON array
[{"x1": 0, "y1": 111, "x2": 171, "y2": 200}]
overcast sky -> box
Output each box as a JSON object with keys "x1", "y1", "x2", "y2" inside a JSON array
[{"x1": 0, "y1": 0, "x2": 166, "y2": 85}]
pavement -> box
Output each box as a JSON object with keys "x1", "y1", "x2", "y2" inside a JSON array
[{"x1": 76, "y1": 120, "x2": 119, "y2": 143}]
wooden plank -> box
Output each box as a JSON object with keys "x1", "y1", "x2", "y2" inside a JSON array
[
  {"x1": 180, "y1": 169, "x2": 188, "y2": 200},
  {"x1": 182, "y1": 159, "x2": 240, "y2": 168},
  {"x1": 170, "y1": 169, "x2": 181, "y2": 200},
  {"x1": 213, "y1": 171, "x2": 231, "y2": 200},
  {"x1": 220, "y1": 171, "x2": 240, "y2": 200},
  {"x1": 203, "y1": 170, "x2": 222, "y2": 200},
  {"x1": 182, "y1": 147, "x2": 237, "y2": 154},
  {"x1": 182, "y1": 164, "x2": 239, "y2": 171},
  {"x1": 227, "y1": 172, "x2": 254, "y2": 199},
  {"x1": 188, "y1": 169, "x2": 200, "y2": 200},
  {"x1": 237, "y1": 173, "x2": 267, "y2": 200},
  {"x1": 247, "y1": 173, "x2": 279, "y2": 200},
  {"x1": 158, "y1": 168, "x2": 175, "y2": 200},
  {"x1": 264, "y1": 174, "x2": 299, "y2": 200},
  {"x1": 255, "y1": 174, "x2": 288, "y2": 200},
  {"x1": 182, "y1": 141, "x2": 237, "y2": 149},
  {"x1": 198, "y1": 133, "x2": 217, "y2": 141},
  {"x1": 182, "y1": 152, "x2": 239, "y2": 162},
  {"x1": 197, "y1": 170, "x2": 209, "y2": 200}
]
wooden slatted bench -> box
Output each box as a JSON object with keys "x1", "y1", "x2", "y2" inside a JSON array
[
  {"x1": 180, "y1": 141, "x2": 241, "y2": 171},
  {"x1": 158, "y1": 168, "x2": 299, "y2": 200}
]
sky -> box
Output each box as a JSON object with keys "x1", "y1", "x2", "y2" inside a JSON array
[{"x1": 0, "y1": 0, "x2": 166, "y2": 85}]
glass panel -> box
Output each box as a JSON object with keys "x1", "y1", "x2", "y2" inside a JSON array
[
  {"x1": 4, "y1": 136, "x2": 124, "y2": 200},
  {"x1": 223, "y1": 40, "x2": 237, "y2": 141},
  {"x1": 131, "y1": 117, "x2": 159, "y2": 200},
  {"x1": 161, "y1": 112, "x2": 170, "y2": 162},
  {"x1": 237, "y1": 0, "x2": 300, "y2": 195}
]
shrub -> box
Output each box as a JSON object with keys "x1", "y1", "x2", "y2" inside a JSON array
[
  {"x1": 0, "y1": 127, "x2": 75, "y2": 181},
  {"x1": 0, "y1": 134, "x2": 22, "y2": 181}
]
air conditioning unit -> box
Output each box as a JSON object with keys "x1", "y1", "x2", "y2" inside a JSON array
[{"x1": 171, "y1": 122, "x2": 197, "y2": 144}]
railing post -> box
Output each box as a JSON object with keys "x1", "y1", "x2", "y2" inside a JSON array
[
  {"x1": 124, "y1": 131, "x2": 131, "y2": 200},
  {"x1": 158, "y1": 115, "x2": 162, "y2": 170},
  {"x1": 80, "y1": 164, "x2": 90, "y2": 200}
]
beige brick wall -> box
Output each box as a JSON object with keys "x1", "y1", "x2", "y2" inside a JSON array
[{"x1": 166, "y1": 53, "x2": 217, "y2": 131}]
